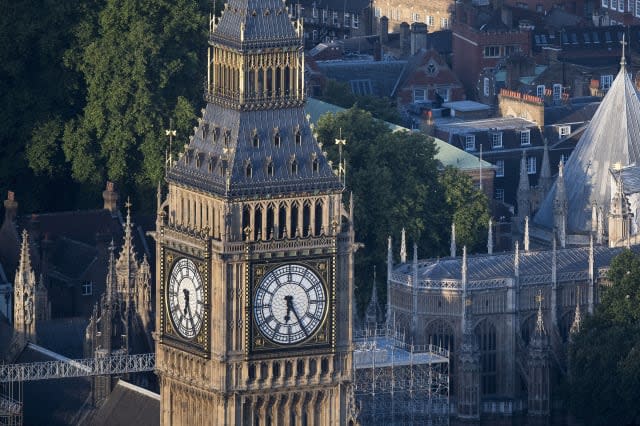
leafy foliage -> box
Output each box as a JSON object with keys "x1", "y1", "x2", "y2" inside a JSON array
[
  {"x1": 315, "y1": 108, "x2": 489, "y2": 314},
  {"x1": 567, "y1": 249, "x2": 640, "y2": 425}
]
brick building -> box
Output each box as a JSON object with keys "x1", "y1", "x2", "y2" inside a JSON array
[
  {"x1": 372, "y1": 0, "x2": 454, "y2": 33},
  {"x1": 452, "y1": 1, "x2": 532, "y2": 99}
]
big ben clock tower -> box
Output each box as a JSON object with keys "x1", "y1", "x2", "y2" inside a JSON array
[{"x1": 154, "y1": 0, "x2": 355, "y2": 424}]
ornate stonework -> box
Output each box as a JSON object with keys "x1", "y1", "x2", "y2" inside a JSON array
[{"x1": 155, "y1": 1, "x2": 355, "y2": 424}]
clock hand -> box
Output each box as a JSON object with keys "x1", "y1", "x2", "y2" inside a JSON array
[
  {"x1": 184, "y1": 302, "x2": 197, "y2": 332},
  {"x1": 288, "y1": 298, "x2": 308, "y2": 337},
  {"x1": 284, "y1": 295, "x2": 293, "y2": 323}
]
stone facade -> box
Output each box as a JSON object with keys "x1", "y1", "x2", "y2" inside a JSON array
[
  {"x1": 372, "y1": 0, "x2": 454, "y2": 33},
  {"x1": 154, "y1": 1, "x2": 356, "y2": 424}
]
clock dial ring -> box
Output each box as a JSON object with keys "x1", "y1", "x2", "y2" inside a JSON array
[
  {"x1": 254, "y1": 263, "x2": 327, "y2": 345},
  {"x1": 168, "y1": 257, "x2": 205, "y2": 339}
]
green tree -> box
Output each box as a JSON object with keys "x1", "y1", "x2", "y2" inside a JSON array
[
  {"x1": 567, "y1": 249, "x2": 640, "y2": 425},
  {"x1": 439, "y1": 166, "x2": 490, "y2": 252},
  {"x1": 63, "y1": 0, "x2": 207, "y2": 208},
  {"x1": 316, "y1": 108, "x2": 487, "y2": 314}
]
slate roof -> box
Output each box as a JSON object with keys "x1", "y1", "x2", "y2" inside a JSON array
[
  {"x1": 37, "y1": 317, "x2": 89, "y2": 358},
  {"x1": 16, "y1": 344, "x2": 91, "y2": 426},
  {"x1": 88, "y1": 380, "x2": 159, "y2": 426},
  {"x1": 295, "y1": 0, "x2": 369, "y2": 10},
  {"x1": 167, "y1": 104, "x2": 341, "y2": 198},
  {"x1": 211, "y1": 0, "x2": 299, "y2": 49},
  {"x1": 534, "y1": 61, "x2": 640, "y2": 234},
  {"x1": 395, "y1": 244, "x2": 625, "y2": 282},
  {"x1": 314, "y1": 60, "x2": 406, "y2": 98}
]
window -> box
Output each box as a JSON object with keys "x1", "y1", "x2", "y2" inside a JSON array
[
  {"x1": 601, "y1": 74, "x2": 613, "y2": 90},
  {"x1": 426, "y1": 15, "x2": 434, "y2": 26},
  {"x1": 559, "y1": 125, "x2": 570, "y2": 137},
  {"x1": 82, "y1": 281, "x2": 93, "y2": 296},
  {"x1": 332, "y1": 11, "x2": 338, "y2": 25},
  {"x1": 603, "y1": 0, "x2": 609, "y2": 6},
  {"x1": 520, "y1": 129, "x2": 531, "y2": 145},
  {"x1": 484, "y1": 78, "x2": 490, "y2": 97},
  {"x1": 552, "y1": 83, "x2": 562, "y2": 101},
  {"x1": 619, "y1": 0, "x2": 625, "y2": 11},
  {"x1": 274, "y1": 131, "x2": 281, "y2": 147},
  {"x1": 476, "y1": 320, "x2": 497, "y2": 396},
  {"x1": 527, "y1": 156, "x2": 537, "y2": 174},
  {"x1": 426, "y1": 63, "x2": 437, "y2": 75},
  {"x1": 536, "y1": 84, "x2": 545, "y2": 98},
  {"x1": 344, "y1": 13, "x2": 351, "y2": 27},
  {"x1": 374, "y1": 7, "x2": 381, "y2": 17},
  {"x1": 295, "y1": 130, "x2": 302, "y2": 145},
  {"x1": 484, "y1": 46, "x2": 501, "y2": 58},
  {"x1": 312, "y1": 7, "x2": 318, "y2": 18},
  {"x1": 465, "y1": 135, "x2": 476, "y2": 151},
  {"x1": 245, "y1": 163, "x2": 252, "y2": 177},
  {"x1": 312, "y1": 30, "x2": 318, "y2": 41},
  {"x1": 412, "y1": 13, "x2": 420, "y2": 22},
  {"x1": 560, "y1": 154, "x2": 569, "y2": 164},
  {"x1": 291, "y1": 159, "x2": 298, "y2": 174},
  {"x1": 353, "y1": 14, "x2": 359, "y2": 28},
  {"x1": 413, "y1": 89, "x2": 426, "y2": 102},
  {"x1": 267, "y1": 161, "x2": 275, "y2": 176},
  {"x1": 496, "y1": 160, "x2": 505, "y2": 177},
  {"x1": 636, "y1": 0, "x2": 640, "y2": 16},
  {"x1": 492, "y1": 132, "x2": 503, "y2": 148},
  {"x1": 322, "y1": 9, "x2": 327, "y2": 24},
  {"x1": 495, "y1": 188, "x2": 505, "y2": 201},
  {"x1": 252, "y1": 133, "x2": 259, "y2": 148},
  {"x1": 312, "y1": 157, "x2": 319, "y2": 173},
  {"x1": 436, "y1": 88, "x2": 450, "y2": 102},
  {"x1": 441, "y1": 18, "x2": 449, "y2": 29},
  {"x1": 611, "y1": 0, "x2": 618, "y2": 9}
]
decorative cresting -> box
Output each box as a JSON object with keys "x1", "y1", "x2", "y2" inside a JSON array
[{"x1": 207, "y1": 0, "x2": 305, "y2": 110}]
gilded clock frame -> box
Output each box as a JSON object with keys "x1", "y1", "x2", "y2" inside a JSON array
[
  {"x1": 160, "y1": 246, "x2": 211, "y2": 357},
  {"x1": 247, "y1": 256, "x2": 336, "y2": 355}
]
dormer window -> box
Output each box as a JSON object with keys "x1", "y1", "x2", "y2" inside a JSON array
[
  {"x1": 224, "y1": 130, "x2": 231, "y2": 147},
  {"x1": 290, "y1": 155, "x2": 298, "y2": 174},
  {"x1": 295, "y1": 128, "x2": 302, "y2": 145},
  {"x1": 311, "y1": 153, "x2": 319, "y2": 173},
  {"x1": 195, "y1": 152, "x2": 202, "y2": 168},
  {"x1": 426, "y1": 62, "x2": 437, "y2": 76},
  {"x1": 465, "y1": 135, "x2": 476, "y2": 151},
  {"x1": 491, "y1": 132, "x2": 503, "y2": 148},
  {"x1": 245, "y1": 160, "x2": 252, "y2": 178},
  {"x1": 520, "y1": 130, "x2": 531, "y2": 145},
  {"x1": 273, "y1": 128, "x2": 281, "y2": 147},
  {"x1": 266, "y1": 157, "x2": 274, "y2": 177},
  {"x1": 208, "y1": 156, "x2": 215, "y2": 173},
  {"x1": 252, "y1": 129, "x2": 260, "y2": 148}
]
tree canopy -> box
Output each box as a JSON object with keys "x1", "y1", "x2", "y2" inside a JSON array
[
  {"x1": 567, "y1": 249, "x2": 640, "y2": 425},
  {"x1": 315, "y1": 107, "x2": 489, "y2": 314}
]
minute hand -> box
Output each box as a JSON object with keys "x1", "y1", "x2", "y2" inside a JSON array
[{"x1": 289, "y1": 301, "x2": 309, "y2": 338}]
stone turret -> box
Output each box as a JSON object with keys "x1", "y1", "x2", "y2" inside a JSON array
[
  {"x1": 13, "y1": 230, "x2": 37, "y2": 344},
  {"x1": 365, "y1": 268, "x2": 383, "y2": 331},
  {"x1": 527, "y1": 291, "x2": 551, "y2": 416},
  {"x1": 457, "y1": 247, "x2": 481, "y2": 420},
  {"x1": 608, "y1": 171, "x2": 632, "y2": 247}
]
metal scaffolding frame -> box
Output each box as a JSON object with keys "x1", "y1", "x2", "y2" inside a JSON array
[
  {"x1": 354, "y1": 327, "x2": 450, "y2": 426},
  {"x1": 0, "y1": 345, "x2": 155, "y2": 425}
]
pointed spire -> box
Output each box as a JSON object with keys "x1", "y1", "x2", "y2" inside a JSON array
[
  {"x1": 462, "y1": 245, "x2": 468, "y2": 287},
  {"x1": 400, "y1": 228, "x2": 407, "y2": 263},
  {"x1": 539, "y1": 139, "x2": 552, "y2": 192},
  {"x1": 597, "y1": 206, "x2": 604, "y2": 245},
  {"x1": 591, "y1": 201, "x2": 598, "y2": 234},
  {"x1": 524, "y1": 216, "x2": 530, "y2": 252},
  {"x1": 488, "y1": 218, "x2": 494, "y2": 255},
  {"x1": 18, "y1": 229, "x2": 32, "y2": 276},
  {"x1": 554, "y1": 160, "x2": 567, "y2": 248},
  {"x1": 514, "y1": 241, "x2": 520, "y2": 277},
  {"x1": 589, "y1": 233, "x2": 594, "y2": 283},
  {"x1": 518, "y1": 150, "x2": 530, "y2": 192},
  {"x1": 365, "y1": 267, "x2": 382, "y2": 328},
  {"x1": 106, "y1": 240, "x2": 117, "y2": 303},
  {"x1": 570, "y1": 288, "x2": 582, "y2": 335},
  {"x1": 621, "y1": 32, "x2": 627, "y2": 68},
  {"x1": 534, "y1": 290, "x2": 546, "y2": 337},
  {"x1": 451, "y1": 222, "x2": 457, "y2": 258}
]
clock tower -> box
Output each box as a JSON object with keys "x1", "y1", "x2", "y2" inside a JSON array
[{"x1": 154, "y1": 0, "x2": 355, "y2": 424}]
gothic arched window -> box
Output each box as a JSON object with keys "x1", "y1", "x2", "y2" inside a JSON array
[{"x1": 475, "y1": 319, "x2": 497, "y2": 396}]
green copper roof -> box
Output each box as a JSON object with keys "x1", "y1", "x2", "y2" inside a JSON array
[{"x1": 305, "y1": 98, "x2": 494, "y2": 170}]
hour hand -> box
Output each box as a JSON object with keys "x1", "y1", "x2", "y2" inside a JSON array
[
  {"x1": 284, "y1": 295, "x2": 293, "y2": 322},
  {"x1": 288, "y1": 299, "x2": 308, "y2": 337}
]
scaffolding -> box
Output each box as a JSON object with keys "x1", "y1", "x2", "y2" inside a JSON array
[
  {"x1": 354, "y1": 327, "x2": 450, "y2": 426},
  {"x1": 0, "y1": 344, "x2": 155, "y2": 426}
]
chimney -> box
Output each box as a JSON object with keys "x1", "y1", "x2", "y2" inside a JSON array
[
  {"x1": 411, "y1": 22, "x2": 428, "y2": 55},
  {"x1": 400, "y1": 22, "x2": 410, "y2": 54},
  {"x1": 102, "y1": 181, "x2": 119, "y2": 216},
  {"x1": 379, "y1": 16, "x2": 389, "y2": 44},
  {"x1": 4, "y1": 191, "x2": 18, "y2": 223}
]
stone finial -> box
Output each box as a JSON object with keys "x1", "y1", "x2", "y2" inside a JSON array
[
  {"x1": 488, "y1": 218, "x2": 494, "y2": 255},
  {"x1": 514, "y1": 241, "x2": 520, "y2": 277},
  {"x1": 400, "y1": 228, "x2": 407, "y2": 264},
  {"x1": 534, "y1": 290, "x2": 546, "y2": 337},
  {"x1": 570, "y1": 288, "x2": 582, "y2": 336},
  {"x1": 524, "y1": 216, "x2": 530, "y2": 252},
  {"x1": 451, "y1": 222, "x2": 457, "y2": 258}
]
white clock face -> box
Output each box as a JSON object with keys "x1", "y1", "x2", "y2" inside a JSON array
[
  {"x1": 168, "y1": 258, "x2": 204, "y2": 339},
  {"x1": 254, "y1": 264, "x2": 327, "y2": 345}
]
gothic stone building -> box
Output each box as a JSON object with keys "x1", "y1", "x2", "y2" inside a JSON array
[{"x1": 153, "y1": 0, "x2": 357, "y2": 424}]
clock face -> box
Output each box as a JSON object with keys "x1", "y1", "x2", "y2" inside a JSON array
[
  {"x1": 254, "y1": 264, "x2": 327, "y2": 345},
  {"x1": 168, "y1": 258, "x2": 205, "y2": 339}
]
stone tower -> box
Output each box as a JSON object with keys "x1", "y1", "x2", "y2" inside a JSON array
[
  {"x1": 154, "y1": 0, "x2": 355, "y2": 424},
  {"x1": 85, "y1": 242, "x2": 129, "y2": 406},
  {"x1": 13, "y1": 230, "x2": 37, "y2": 344}
]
